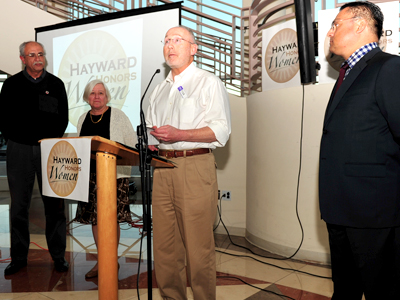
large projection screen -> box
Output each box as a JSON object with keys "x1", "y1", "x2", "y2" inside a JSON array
[{"x1": 36, "y1": 3, "x2": 181, "y2": 134}]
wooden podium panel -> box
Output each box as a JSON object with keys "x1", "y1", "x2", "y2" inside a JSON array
[
  {"x1": 41, "y1": 136, "x2": 173, "y2": 300},
  {"x1": 91, "y1": 136, "x2": 174, "y2": 299},
  {"x1": 92, "y1": 137, "x2": 172, "y2": 299}
]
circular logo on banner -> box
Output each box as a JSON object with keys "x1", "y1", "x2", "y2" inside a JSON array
[
  {"x1": 58, "y1": 30, "x2": 131, "y2": 127},
  {"x1": 47, "y1": 141, "x2": 80, "y2": 197},
  {"x1": 264, "y1": 28, "x2": 299, "y2": 83}
]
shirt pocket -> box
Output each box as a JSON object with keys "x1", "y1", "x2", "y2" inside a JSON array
[{"x1": 177, "y1": 97, "x2": 197, "y2": 125}]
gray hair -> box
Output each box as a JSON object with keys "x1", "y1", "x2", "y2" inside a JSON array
[
  {"x1": 83, "y1": 79, "x2": 112, "y2": 103},
  {"x1": 19, "y1": 41, "x2": 46, "y2": 57},
  {"x1": 177, "y1": 25, "x2": 197, "y2": 44}
]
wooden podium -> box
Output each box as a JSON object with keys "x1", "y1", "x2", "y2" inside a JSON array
[
  {"x1": 41, "y1": 136, "x2": 173, "y2": 300},
  {"x1": 90, "y1": 136, "x2": 173, "y2": 299}
]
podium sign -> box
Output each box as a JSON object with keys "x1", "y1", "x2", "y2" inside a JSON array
[
  {"x1": 40, "y1": 137, "x2": 91, "y2": 202},
  {"x1": 40, "y1": 136, "x2": 173, "y2": 300}
]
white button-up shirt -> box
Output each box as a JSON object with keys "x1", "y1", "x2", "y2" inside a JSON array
[{"x1": 146, "y1": 63, "x2": 231, "y2": 150}]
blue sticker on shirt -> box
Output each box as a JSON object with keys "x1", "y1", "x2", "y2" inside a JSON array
[{"x1": 178, "y1": 86, "x2": 187, "y2": 99}]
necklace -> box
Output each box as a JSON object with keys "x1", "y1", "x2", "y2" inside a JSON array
[{"x1": 90, "y1": 111, "x2": 104, "y2": 124}]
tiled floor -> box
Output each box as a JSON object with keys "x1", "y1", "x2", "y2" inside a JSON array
[{"x1": 0, "y1": 189, "x2": 335, "y2": 300}]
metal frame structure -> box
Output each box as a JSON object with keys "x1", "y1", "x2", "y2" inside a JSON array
[{"x1": 19, "y1": 0, "x2": 399, "y2": 95}]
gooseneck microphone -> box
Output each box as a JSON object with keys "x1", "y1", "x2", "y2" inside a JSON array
[
  {"x1": 140, "y1": 69, "x2": 160, "y2": 145},
  {"x1": 136, "y1": 68, "x2": 161, "y2": 300},
  {"x1": 140, "y1": 68, "x2": 161, "y2": 109}
]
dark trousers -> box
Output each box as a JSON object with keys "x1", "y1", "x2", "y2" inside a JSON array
[
  {"x1": 327, "y1": 223, "x2": 400, "y2": 299},
  {"x1": 7, "y1": 140, "x2": 66, "y2": 261}
]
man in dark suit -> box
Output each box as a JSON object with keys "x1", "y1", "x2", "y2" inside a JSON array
[{"x1": 319, "y1": 2, "x2": 400, "y2": 299}]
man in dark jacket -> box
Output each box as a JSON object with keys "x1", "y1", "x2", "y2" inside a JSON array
[
  {"x1": 0, "y1": 41, "x2": 69, "y2": 275},
  {"x1": 319, "y1": 2, "x2": 400, "y2": 299}
]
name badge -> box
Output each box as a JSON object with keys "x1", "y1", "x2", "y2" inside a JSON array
[{"x1": 178, "y1": 86, "x2": 187, "y2": 99}]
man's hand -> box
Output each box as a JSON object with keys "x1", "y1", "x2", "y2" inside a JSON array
[
  {"x1": 150, "y1": 125, "x2": 217, "y2": 144},
  {"x1": 150, "y1": 125, "x2": 182, "y2": 143},
  {"x1": 148, "y1": 145, "x2": 158, "y2": 152}
]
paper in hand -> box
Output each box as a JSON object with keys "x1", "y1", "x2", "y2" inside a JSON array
[{"x1": 147, "y1": 128, "x2": 159, "y2": 145}]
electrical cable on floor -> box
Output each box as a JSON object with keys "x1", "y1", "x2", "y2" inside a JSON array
[
  {"x1": 218, "y1": 275, "x2": 297, "y2": 300},
  {"x1": 1, "y1": 240, "x2": 50, "y2": 264},
  {"x1": 125, "y1": 217, "x2": 144, "y2": 230},
  {"x1": 215, "y1": 202, "x2": 331, "y2": 279},
  {"x1": 291, "y1": 84, "x2": 306, "y2": 259},
  {"x1": 217, "y1": 85, "x2": 305, "y2": 261},
  {"x1": 215, "y1": 85, "x2": 332, "y2": 298},
  {"x1": 30, "y1": 241, "x2": 48, "y2": 251},
  {"x1": 0, "y1": 258, "x2": 11, "y2": 262}
]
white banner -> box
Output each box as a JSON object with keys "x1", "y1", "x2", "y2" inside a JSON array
[
  {"x1": 41, "y1": 138, "x2": 92, "y2": 202},
  {"x1": 318, "y1": 1, "x2": 399, "y2": 84},
  {"x1": 53, "y1": 18, "x2": 143, "y2": 134},
  {"x1": 262, "y1": 19, "x2": 301, "y2": 91}
]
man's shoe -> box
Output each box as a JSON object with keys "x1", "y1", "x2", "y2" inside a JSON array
[
  {"x1": 54, "y1": 257, "x2": 69, "y2": 272},
  {"x1": 85, "y1": 268, "x2": 98, "y2": 279},
  {"x1": 4, "y1": 260, "x2": 27, "y2": 275}
]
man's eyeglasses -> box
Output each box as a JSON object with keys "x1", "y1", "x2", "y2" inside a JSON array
[
  {"x1": 162, "y1": 37, "x2": 195, "y2": 46},
  {"x1": 330, "y1": 17, "x2": 360, "y2": 32},
  {"x1": 25, "y1": 52, "x2": 45, "y2": 58}
]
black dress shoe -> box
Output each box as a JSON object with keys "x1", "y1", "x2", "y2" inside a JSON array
[
  {"x1": 54, "y1": 257, "x2": 69, "y2": 272},
  {"x1": 4, "y1": 260, "x2": 27, "y2": 275}
]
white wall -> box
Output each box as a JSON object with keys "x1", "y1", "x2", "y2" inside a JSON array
[
  {"x1": 214, "y1": 82, "x2": 336, "y2": 264},
  {"x1": 246, "y1": 83, "x2": 334, "y2": 263},
  {"x1": 0, "y1": 1, "x2": 64, "y2": 75},
  {"x1": 214, "y1": 94, "x2": 247, "y2": 236}
]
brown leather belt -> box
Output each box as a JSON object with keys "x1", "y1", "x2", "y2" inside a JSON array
[{"x1": 158, "y1": 148, "x2": 211, "y2": 158}]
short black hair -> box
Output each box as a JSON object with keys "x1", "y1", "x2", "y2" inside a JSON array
[{"x1": 341, "y1": 1, "x2": 383, "y2": 40}]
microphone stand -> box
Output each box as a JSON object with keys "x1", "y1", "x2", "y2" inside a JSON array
[{"x1": 136, "y1": 69, "x2": 160, "y2": 300}]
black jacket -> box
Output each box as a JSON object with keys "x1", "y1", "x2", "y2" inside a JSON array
[
  {"x1": 319, "y1": 48, "x2": 400, "y2": 228},
  {"x1": 0, "y1": 70, "x2": 68, "y2": 145}
]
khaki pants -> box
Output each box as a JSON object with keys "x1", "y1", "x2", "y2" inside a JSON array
[{"x1": 152, "y1": 153, "x2": 218, "y2": 300}]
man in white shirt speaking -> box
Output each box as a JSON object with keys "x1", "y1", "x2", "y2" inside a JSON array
[{"x1": 146, "y1": 25, "x2": 231, "y2": 300}]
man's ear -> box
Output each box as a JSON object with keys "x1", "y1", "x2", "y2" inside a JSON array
[
  {"x1": 355, "y1": 18, "x2": 367, "y2": 34},
  {"x1": 191, "y1": 44, "x2": 198, "y2": 56},
  {"x1": 20, "y1": 55, "x2": 26, "y2": 65}
]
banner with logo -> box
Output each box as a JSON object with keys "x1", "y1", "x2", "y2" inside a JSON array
[
  {"x1": 53, "y1": 18, "x2": 143, "y2": 134},
  {"x1": 318, "y1": 1, "x2": 399, "y2": 84},
  {"x1": 262, "y1": 19, "x2": 300, "y2": 91},
  {"x1": 41, "y1": 138, "x2": 91, "y2": 202}
]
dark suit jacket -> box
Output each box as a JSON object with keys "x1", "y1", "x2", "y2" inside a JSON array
[{"x1": 319, "y1": 47, "x2": 400, "y2": 228}]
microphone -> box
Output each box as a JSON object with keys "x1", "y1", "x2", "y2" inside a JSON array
[
  {"x1": 139, "y1": 69, "x2": 160, "y2": 145},
  {"x1": 140, "y1": 68, "x2": 160, "y2": 108},
  {"x1": 137, "y1": 69, "x2": 160, "y2": 241}
]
